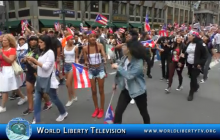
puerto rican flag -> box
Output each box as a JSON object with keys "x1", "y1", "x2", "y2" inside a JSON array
[
  {"x1": 159, "y1": 30, "x2": 168, "y2": 37},
  {"x1": 72, "y1": 63, "x2": 91, "y2": 89},
  {"x1": 118, "y1": 28, "x2": 125, "y2": 33},
  {"x1": 144, "y1": 15, "x2": 151, "y2": 32},
  {"x1": 54, "y1": 22, "x2": 60, "y2": 31},
  {"x1": 104, "y1": 105, "x2": 114, "y2": 124},
  {"x1": 21, "y1": 20, "x2": 29, "y2": 32},
  {"x1": 141, "y1": 40, "x2": 155, "y2": 49},
  {"x1": 66, "y1": 27, "x2": 74, "y2": 36},
  {"x1": 95, "y1": 14, "x2": 108, "y2": 25}
]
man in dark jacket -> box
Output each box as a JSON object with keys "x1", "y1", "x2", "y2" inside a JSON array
[{"x1": 139, "y1": 32, "x2": 152, "y2": 78}]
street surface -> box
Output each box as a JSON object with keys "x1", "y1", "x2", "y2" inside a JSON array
[{"x1": 0, "y1": 60, "x2": 220, "y2": 124}]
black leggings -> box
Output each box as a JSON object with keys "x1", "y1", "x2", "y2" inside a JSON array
[
  {"x1": 168, "y1": 62, "x2": 184, "y2": 87},
  {"x1": 114, "y1": 89, "x2": 150, "y2": 124},
  {"x1": 161, "y1": 54, "x2": 170, "y2": 79},
  {"x1": 115, "y1": 48, "x2": 122, "y2": 60},
  {"x1": 188, "y1": 64, "x2": 200, "y2": 95}
]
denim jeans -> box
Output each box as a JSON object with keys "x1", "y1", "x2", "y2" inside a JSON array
[
  {"x1": 203, "y1": 54, "x2": 212, "y2": 80},
  {"x1": 34, "y1": 88, "x2": 66, "y2": 123}
]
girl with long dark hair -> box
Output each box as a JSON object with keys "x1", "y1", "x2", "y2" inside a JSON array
[
  {"x1": 165, "y1": 35, "x2": 187, "y2": 93},
  {"x1": 112, "y1": 30, "x2": 150, "y2": 124},
  {"x1": 27, "y1": 35, "x2": 67, "y2": 123},
  {"x1": 83, "y1": 33, "x2": 106, "y2": 119},
  {"x1": 185, "y1": 31, "x2": 207, "y2": 101}
]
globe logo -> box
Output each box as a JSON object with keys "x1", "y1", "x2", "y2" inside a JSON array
[{"x1": 6, "y1": 117, "x2": 32, "y2": 140}]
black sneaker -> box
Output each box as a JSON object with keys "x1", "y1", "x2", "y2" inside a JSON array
[
  {"x1": 147, "y1": 74, "x2": 152, "y2": 79},
  {"x1": 9, "y1": 94, "x2": 20, "y2": 100},
  {"x1": 23, "y1": 108, "x2": 34, "y2": 115},
  {"x1": 43, "y1": 103, "x2": 53, "y2": 111}
]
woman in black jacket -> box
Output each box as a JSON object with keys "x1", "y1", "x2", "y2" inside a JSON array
[
  {"x1": 165, "y1": 35, "x2": 187, "y2": 93},
  {"x1": 185, "y1": 31, "x2": 207, "y2": 101}
]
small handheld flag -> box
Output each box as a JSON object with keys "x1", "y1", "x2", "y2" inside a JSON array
[
  {"x1": 104, "y1": 91, "x2": 115, "y2": 124},
  {"x1": 144, "y1": 15, "x2": 151, "y2": 32},
  {"x1": 95, "y1": 14, "x2": 108, "y2": 25}
]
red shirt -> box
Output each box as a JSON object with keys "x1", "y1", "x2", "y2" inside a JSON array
[
  {"x1": 172, "y1": 48, "x2": 180, "y2": 62},
  {"x1": 0, "y1": 48, "x2": 16, "y2": 66}
]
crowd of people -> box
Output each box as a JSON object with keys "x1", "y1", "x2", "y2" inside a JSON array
[{"x1": 0, "y1": 23, "x2": 219, "y2": 124}]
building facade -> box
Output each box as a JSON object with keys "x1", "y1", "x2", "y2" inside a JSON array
[
  {"x1": 194, "y1": 1, "x2": 220, "y2": 26},
  {"x1": 164, "y1": 1, "x2": 192, "y2": 25},
  {"x1": 4, "y1": 1, "x2": 169, "y2": 32}
]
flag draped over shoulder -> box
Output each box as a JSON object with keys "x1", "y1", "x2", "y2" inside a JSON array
[{"x1": 72, "y1": 63, "x2": 91, "y2": 89}]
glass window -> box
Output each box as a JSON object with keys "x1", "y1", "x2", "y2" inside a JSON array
[
  {"x1": 91, "y1": 1, "x2": 99, "y2": 12},
  {"x1": 18, "y1": 9, "x2": 30, "y2": 17},
  {"x1": 78, "y1": 1, "x2": 81, "y2": 11},
  {"x1": 154, "y1": 8, "x2": 157, "y2": 17},
  {"x1": 38, "y1": 1, "x2": 58, "y2": 8},
  {"x1": 143, "y1": 7, "x2": 147, "y2": 16},
  {"x1": 8, "y1": 12, "x2": 16, "y2": 18},
  {"x1": 19, "y1": 1, "x2": 26, "y2": 8},
  {"x1": 39, "y1": 9, "x2": 59, "y2": 17},
  {"x1": 102, "y1": 1, "x2": 109, "y2": 13},
  {"x1": 63, "y1": 1, "x2": 74, "y2": 9},
  {"x1": 159, "y1": 9, "x2": 162, "y2": 18},
  {"x1": 121, "y1": 3, "x2": 126, "y2": 15},
  {"x1": 129, "y1": 4, "x2": 134, "y2": 15},
  {"x1": 205, "y1": 4, "x2": 207, "y2": 9},
  {"x1": 113, "y1": 1, "x2": 118, "y2": 14},
  {"x1": 8, "y1": 1, "x2": 15, "y2": 10},
  {"x1": 84, "y1": 1, "x2": 88, "y2": 11},
  {"x1": 136, "y1": 5, "x2": 140, "y2": 16},
  {"x1": 148, "y1": 7, "x2": 152, "y2": 17}
]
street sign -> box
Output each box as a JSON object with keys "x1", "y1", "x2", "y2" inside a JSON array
[
  {"x1": 53, "y1": 10, "x2": 62, "y2": 14},
  {"x1": 0, "y1": 1, "x2": 4, "y2": 6},
  {"x1": 66, "y1": 10, "x2": 74, "y2": 15}
]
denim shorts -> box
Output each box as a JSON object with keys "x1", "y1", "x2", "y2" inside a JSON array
[
  {"x1": 64, "y1": 63, "x2": 73, "y2": 73},
  {"x1": 88, "y1": 64, "x2": 106, "y2": 79}
]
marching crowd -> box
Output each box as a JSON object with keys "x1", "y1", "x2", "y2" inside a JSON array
[{"x1": 0, "y1": 23, "x2": 219, "y2": 124}]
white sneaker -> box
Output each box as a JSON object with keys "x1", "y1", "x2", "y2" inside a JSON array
[
  {"x1": 0, "y1": 106, "x2": 6, "y2": 113},
  {"x1": 32, "y1": 119, "x2": 36, "y2": 124},
  {"x1": 200, "y1": 79, "x2": 205, "y2": 83},
  {"x1": 65, "y1": 97, "x2": 77, "y2": 107},
  {"x1": 130, "y1": 99, "x2": 135, "y2": 104},
  {"x1": 18, "y1": 96, "x2": 27, "y2": 105},
  {"x1": 56, "y1": 112, "x2": 68, "y2": 122}
]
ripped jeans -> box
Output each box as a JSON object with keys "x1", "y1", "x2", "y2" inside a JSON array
[{"x1": 88, "y1": 64, "x2": 106, "y2": 79}]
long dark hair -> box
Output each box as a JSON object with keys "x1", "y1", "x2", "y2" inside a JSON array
[
  {"x1": 127, "y1": 39, "x2": 147, "y2": 60},
  {"x1": 39, "y1": 35, "x2": 56, "y2": 57},
  {"x1": 87, "y1": 34, "x2": 101, "y2": 64},
  {"x1": 50, "y1": 36, "x2": 58, "y2": 60}
]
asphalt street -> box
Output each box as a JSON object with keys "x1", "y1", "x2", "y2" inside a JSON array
[{"x1": 0, "y1": 60, "x2": 220, "y2": 124}]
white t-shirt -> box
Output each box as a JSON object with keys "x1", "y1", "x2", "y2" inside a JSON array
[
  {"x1": 186, "y1": 43, "x2": 196, "y2": 64},
  {"x1": 37, "y1": 49, "x2": 59, "y2": 89},
  {"x1": 123, "y1": 58, "x2": 130, "y2": 90},
  {"x1": 214, "y1": 33, "x2": 220, "y2": 44},
  {"x1": 17, "y1": 43, "x2": 28, "y2": 57}
]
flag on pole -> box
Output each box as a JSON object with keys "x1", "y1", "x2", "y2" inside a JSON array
[
  {"x1": 144, "y1": 15, "x2": 151, "y2": 32},
  {"x1": 80, "y1": 23, "x2": 88, "y2": 32},
  {"x1": 95, "y1": 14, "x2": 108, "y2": 25},
  {"x1": 72, "y1": 63, "x2": 91, "y2": 89},
  {"x1": 54, "y1": 22, "x2": 60, "y2": 31},
  {"x1": 104, "y1": 91, "x2": 115, "y2": 124},
  {"x1": 21, "y1": 20, "x2": 28, "y2": 32}
]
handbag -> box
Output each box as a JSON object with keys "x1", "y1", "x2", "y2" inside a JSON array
[{"x1": 12, "y1": 55, "x2": 23, "y2": 75}]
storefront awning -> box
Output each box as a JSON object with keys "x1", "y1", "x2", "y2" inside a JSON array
[
  {"x1": 7, "y1": 20, "x2": 20, "y2": 28},
  {"x1": 129, "y1": 23, "x2": 143, "y2": 28},
  {"x1": 85, "y1": 21, "x2": 103, "y2": 28},
  {"x1": 40, "y1": 19, "x2": 83, "y2": 27},
  {"x1": 113, "y1": 23, "x2": 128, "y2": 28}
]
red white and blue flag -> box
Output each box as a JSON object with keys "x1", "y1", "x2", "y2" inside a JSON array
[
  {"x1": 118, "y1": 28, "x2": 125, "y2": 33},
  {"x1": 159, "y1": 30, "x2": 168, "y2": 37},
  {"x1": 21, "y1": 20, "x2": 29, "y2": 32},
  {"x1": 104, "y1": 92, "x2": 115, "y2": 124},
  {"x1": 141, "y1": 40, "x2": 155, "y2": 49},
  {"x1": 66, "y1": 27, "x2": 74, "y2": 36},
  {"x1": 54, "y1": 22, "x2": 60, "y2": 31},
  {"x1": 95, "y1": 14, "x2": 108, "y2": 25},
  {"x1": 72, "y1": 63, "x2": 91, "y2": 89},
  {"x1": 144, "y1": 15, "x2": 151, "y2": 32}
]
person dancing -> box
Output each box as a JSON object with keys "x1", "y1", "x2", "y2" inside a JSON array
[
  {"x1": 112, "y1": 30, "x2": 150, "y2": 124},
  {"x1": 165, "y1": 35, "x2": 187, "y2": 93},
  {"x1": 83, "y1": 33, "x2": 106, "y2": 119}
]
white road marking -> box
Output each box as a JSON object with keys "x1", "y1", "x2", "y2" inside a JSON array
[{"x1": 109, "y1": 72, "x2": 116, "y2": 75}]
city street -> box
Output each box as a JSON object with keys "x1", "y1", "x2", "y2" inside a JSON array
[{"x1": 0, "y1": 60, "x2": 220, "y2": 124}]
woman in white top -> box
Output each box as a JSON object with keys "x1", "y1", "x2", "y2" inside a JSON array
[
  {"x1": 83, "y1": 33, "x2": 106, "y2": 119},
  {"x1": 63, "y1": 33, "x2": 78, "y2": 107},
  {"x1": 27, "y1": 35, "x2": 68, "y2": 123}
]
